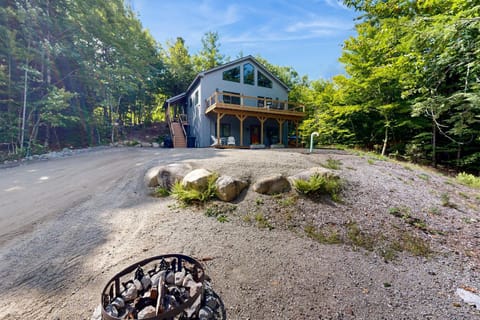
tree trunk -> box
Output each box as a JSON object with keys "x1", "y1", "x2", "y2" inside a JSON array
[
  {"x1": 20, "y1": 55, "x2": 29, "y2": 151},
  {"x1": 381, "y1": 125, "x2": 388, "y2": 156},
  {"x1": 432, "y1": 120, "x2": 437, "y2": 168}
]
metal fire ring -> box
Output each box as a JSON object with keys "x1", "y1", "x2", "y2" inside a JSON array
[{"x1": 101, "y1": 254, "x2": 205, "y2": 320}]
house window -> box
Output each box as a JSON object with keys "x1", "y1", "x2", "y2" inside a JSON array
[
  {"x1": 257, "y1": 71, "x2": 272, "y2": 88},
  {"x1": 222, "y1": 66, "x2": 240, "y2": 83},
  {"x1": 220, "y1": 124, "x2": 231, "y2": 137},
  {"x1": 223, "y1": 91, "x2": 241, "y2": 105},
  {"x1": 193, "y1": 91, "x2": 199, "y2": 106},
  {"x1": 243, "y1": 63, "x2": 254, "y2": 85},
  {"x1": 257, "y1": 96, "x2": 272, "y2": 107}
]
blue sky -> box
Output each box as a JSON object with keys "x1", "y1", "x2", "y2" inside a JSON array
[{"x1": 129, "y1": 0, "x2": 358, "y2": 80}]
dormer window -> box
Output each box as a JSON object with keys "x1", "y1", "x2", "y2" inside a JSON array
[
  {"x1": 222, "y1": 66, "x2": 240, "y2": 83},
  {"x1": 243, "y1": 63, "x2": 254, "y2": 85},
  {"x1": 257, "y1": 71, "x2": 272, "y2": 88}
]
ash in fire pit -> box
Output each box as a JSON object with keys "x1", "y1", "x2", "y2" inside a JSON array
[{"x1": 98, "y1": 254, "x2": 225, "y2": 320}]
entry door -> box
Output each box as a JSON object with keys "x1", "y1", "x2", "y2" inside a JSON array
[{"x1": 250, "y1": 125, "x2": 260, "y2": 144}]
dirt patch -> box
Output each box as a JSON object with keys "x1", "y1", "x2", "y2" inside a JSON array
[{"x1": 0, "y1": 148, "x2": 479, "y2": 319}]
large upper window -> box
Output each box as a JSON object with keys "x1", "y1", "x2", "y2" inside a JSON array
[
  {"x1": 243, "y1": 63, "x2": 254, "y2": 85},
  {"x1": 222, "y1": 66, "x2": 240, "y2": 83},
  {"x1": 257, "y1": 71, "x2": 272, "y2": 88}
]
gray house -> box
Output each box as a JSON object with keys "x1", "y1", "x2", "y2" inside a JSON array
[{"x1": 165, "y1": 56, "x2": 305, "y2": 148}]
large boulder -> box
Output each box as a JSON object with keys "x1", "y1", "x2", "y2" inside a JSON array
[
  {"x1": 155, "y1": 163, "x2": 193, "y2": 189},
  {"x1": 182, "y1": 168, "x2": 215, "y2": 191},
  {"x1": 144, "y1": 165, "x2": 164, "y2": 187},
  {"x1": 287, "y1": 167, "x2": 338, "y2": 185},
  {"x1": 253, "y1": 174, "x2": 290, "y2": 195},
  {"x1": 215, "y1": 175, "x2": 248, "y2": 202}
]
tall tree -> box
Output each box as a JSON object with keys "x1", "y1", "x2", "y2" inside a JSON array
[{"x1": 194, "y1": 31, "x2": 225, "y2": 72}]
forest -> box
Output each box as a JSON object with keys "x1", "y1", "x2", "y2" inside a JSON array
[{"x1": 0, "y1": 0, "x2": 479, "y2": 173}]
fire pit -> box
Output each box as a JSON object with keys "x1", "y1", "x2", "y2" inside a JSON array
[{"x1": 100, "y1": 254, "x2": 225, "y2": 320}]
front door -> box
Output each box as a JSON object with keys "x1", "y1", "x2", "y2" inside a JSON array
[{"x1": 250, "y1": 125, "x2": 260, "y2": 144}]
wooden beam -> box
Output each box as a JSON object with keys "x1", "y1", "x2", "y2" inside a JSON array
[
  {"x1": 235, "y1": 114, "x2": 247, "y2": 146},
  {"x1": 216, "y1": 112, "x2": 225, "y2": 142},
  {"x1": 276, "y1": 119, "x2": 285, "y2": 145},
  {"x1": 294, "y1": 120, "x2": 299, "y2": 147},
  {"x1": 257, "y1": 116, "x2": 267, "y2": 145}
]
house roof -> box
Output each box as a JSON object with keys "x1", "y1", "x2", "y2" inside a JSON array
[
  {"x1": 165, "y1": 92, "x2": 186, "y2": 104},
  {"x1": 185, "y1": 55, "x2": 290, "y2": 93}
]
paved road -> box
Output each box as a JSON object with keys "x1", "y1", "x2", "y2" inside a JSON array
[{"x1": 0, "y1": 147, "x2": 216, "y2": 246}]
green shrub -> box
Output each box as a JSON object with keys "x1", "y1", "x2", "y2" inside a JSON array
[
  {"x1": 171, "y1": 174, "x2": 218, "y2": 204},
  {"x1": 153, "y1": 187, "x2": 170, "y2": 197},
  {"x1": 456, "y1": 172, "x2": 480, "y2": 189},
  {"x1": 293, "y1": 174, "x2": 342, "y2": 201}
]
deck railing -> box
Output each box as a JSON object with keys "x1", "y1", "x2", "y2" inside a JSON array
[{"x1": 206, "y1": 92, "x2": 305, "y2": 113}]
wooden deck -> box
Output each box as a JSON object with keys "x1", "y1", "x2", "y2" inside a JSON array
[{"x1": 205, "y1": 92, "x2": 305, "y2": 147}]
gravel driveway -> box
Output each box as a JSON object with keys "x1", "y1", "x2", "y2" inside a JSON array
[{"x1": 0, "y1": 147, "x2": 478, "y2": 319}]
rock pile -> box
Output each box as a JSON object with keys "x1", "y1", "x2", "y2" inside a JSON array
[
  {"x1": 145, "y1": 162, "x2": 340, "y2": 201},
  {"x1": 99, "y1": 255, "x2": 225, "y2": 320}
]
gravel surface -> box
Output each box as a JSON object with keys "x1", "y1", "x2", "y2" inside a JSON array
[{"x1": 0, "y1": 147, "x2": 479, "y2": 319}]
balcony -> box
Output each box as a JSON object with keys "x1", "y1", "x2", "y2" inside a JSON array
[
  {"x1": 205, "y1": 92, "x2": 305, "y2": 147},
  {"x1": 205, "y1": 92, "x2": 305, "y2": 120}
]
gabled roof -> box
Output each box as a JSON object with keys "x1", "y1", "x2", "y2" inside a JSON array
[
  {"x1": 185, "y1": 55, "x2": 290, "y2": 93},
  {"x1": 166, "y1": 92, "x2": 186, "y2": 104}
]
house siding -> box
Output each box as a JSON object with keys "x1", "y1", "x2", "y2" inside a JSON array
[{"x1": 185, "y1": 57, "x2": 290, "y2": 147}]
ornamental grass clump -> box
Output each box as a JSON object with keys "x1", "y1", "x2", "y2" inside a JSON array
[
  {"x1": 171, "y1": 174, "x2": 218, "y2": 204},
  {"x1": 293, "y1": 173, "x2": 342, "y2": 201}
]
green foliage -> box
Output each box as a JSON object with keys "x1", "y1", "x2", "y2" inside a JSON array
[
  {"x1": 153, "y1": 187, "x2": 170, "y2": 197},
  {"x1": 204, "y1": 203, "x2": 235, "y2": 223},
  {"x1": 304, "y1": 224, "x2": 342, "y2": 244},
  {"x1": 293, "y1": 174, "x2": 342, "y2": 201},
  {"x1": 322, "y1": 158, "x2": 342, "y2": 170},
  {"x1": 346, "y1": 222, "x2": 376, "y2": 251},
  {"x1": 456, "y1": 172, "x2": 480, "y2": 189},
  {"x1": 254, "y1": 212, "x2": 274, "y2": 230},
  {"x1": 440, "y1": 193, "x2": 456, "y2": 208},
  {"x1": 171, "y1": 174, "x2": 218, "y2": 204}
]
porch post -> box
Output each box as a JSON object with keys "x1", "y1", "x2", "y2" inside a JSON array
[
  {"x1": 294, "y1": 120, "x2": 299, "y2": 147},
  {"x1": 276, "y1": 119, "x2": 285, "y2": 145},
  {"x1": 236, "y1": 114, "x2": 247, "y2": 147},
  {"x1": 217, "y1": 112, "x2": 225, "y2": 143},
  {"x1": 258, "y1": 116, "x2": 267, "y2": 145}
]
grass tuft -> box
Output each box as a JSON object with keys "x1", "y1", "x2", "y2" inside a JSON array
[
  {"x1": 322, "y1": 158, "x2": 342, "y2": 170},
  {"x1": 304, "y1": 224, "x2": 342, "y2": 244},
  {"x1": 346, "y1": 221, "x2": 376, "y2": 251},
  {"x1": 294, "y1": 174, "x2": 342, "y2": 201},
  {"x1": 153, "y1": 186, "x2": 170, "y2": 197},
  {"x1": 171, "y1": 174, "x2": 218, "y2": 204}
]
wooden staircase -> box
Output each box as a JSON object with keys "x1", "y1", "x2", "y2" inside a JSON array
[{"x1": 170, "y1": 121, "x2": 187, "y2": 148}]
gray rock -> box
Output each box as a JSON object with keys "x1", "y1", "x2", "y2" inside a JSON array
[
  {"x1": 144, "y1": 165, "x2": 164, "y2": 187},
  {"x1": 137, "y1": 305, "x2": 156, "y2": 319},
  {"x1": 156, "y1": 163, "x2": 193, "y2": 190},
  {"x1": 456, "y1": 288, "x2": 480, "y2": 309},
  {"x1": 141, "y1": 142, "x2": 152, "y2": 147},
  {"x1": 287, "y1": 167, "x2": 339, "y2": 186},
  {"x1": 182, "y1": 168, "x2": 215, "y2": 192},
  {"x1": 121, "y1": 282, "x2": 137, "y2": 302},
  {"x1": 152, "y1": 142, "x2": 160, "y2": 148},
  {"x1": 253, "y1": 174, "x2": 290, "y2": 195},
  {"x1": 215, "y1": 175, "x2": 248, "y2": 202}
]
